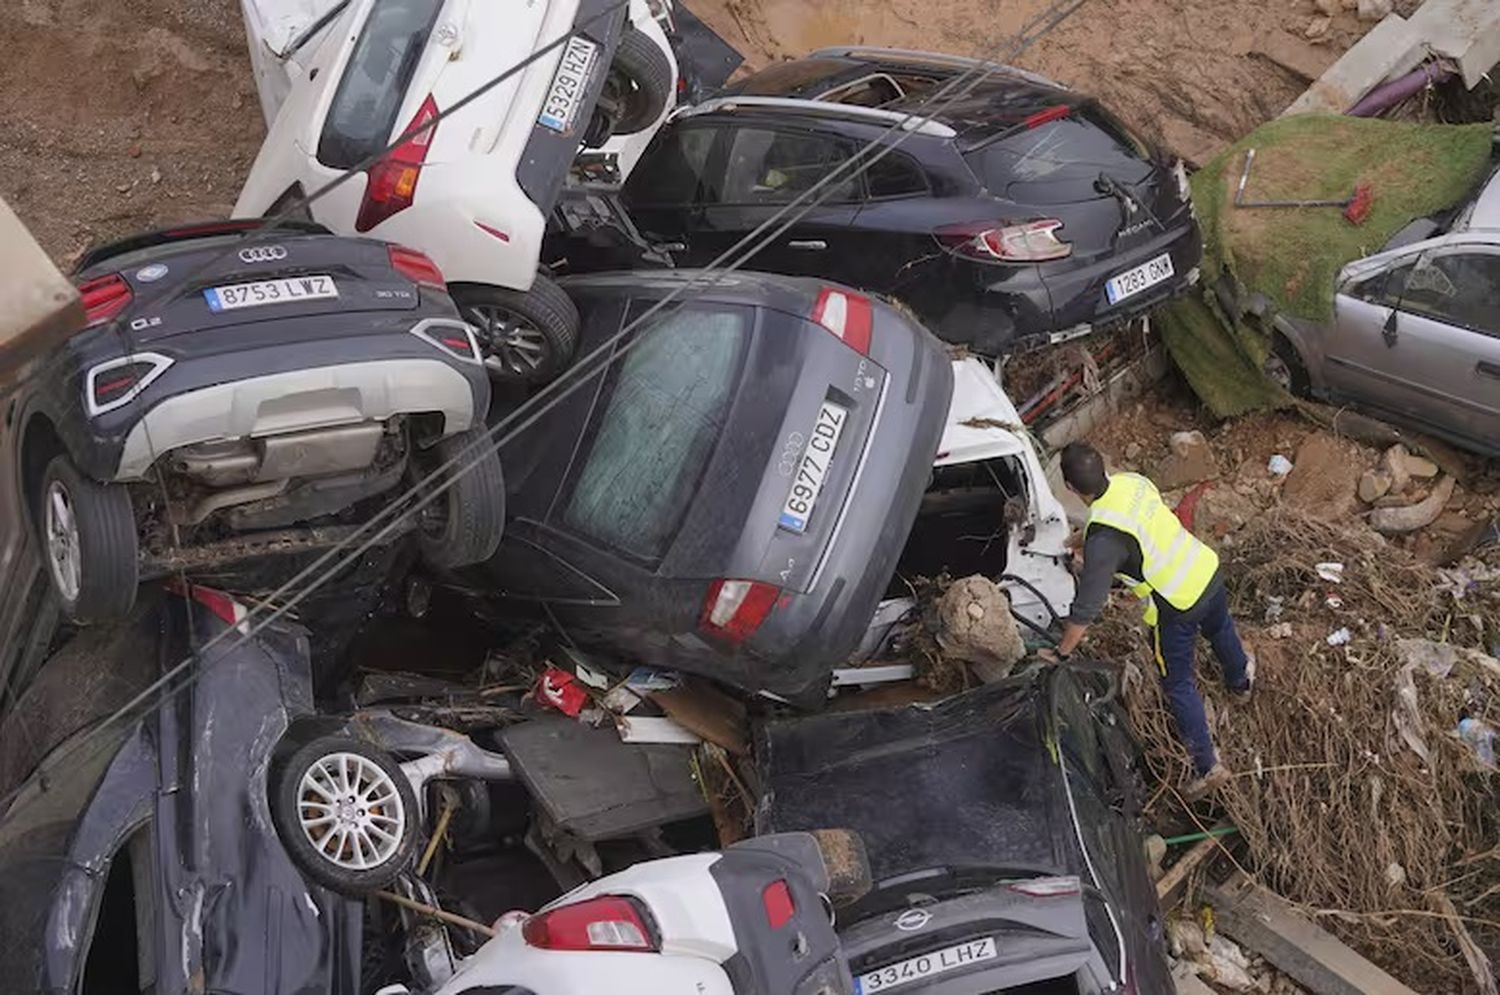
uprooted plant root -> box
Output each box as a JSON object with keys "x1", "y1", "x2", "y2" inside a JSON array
[{"x1": 1113, "y1": 510, "x2": 1500, "y2": 993}]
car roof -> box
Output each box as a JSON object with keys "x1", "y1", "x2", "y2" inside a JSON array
[{"x1": 1458, "y1": 164, "x2": 1500, "y2": 232}]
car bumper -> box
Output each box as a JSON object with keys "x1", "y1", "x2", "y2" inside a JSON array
[
  {"x1": 1040, "y1": 220, "x2": 1203, "y2": 339},
  {"x1": 87, "y1": 322, "x2": 488, "y2": 482},
  {"x1": 750, "y1": 315, "x2": 955, "y2": 701}
]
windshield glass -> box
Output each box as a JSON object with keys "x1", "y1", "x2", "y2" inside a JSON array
[
  {"x1": 317, "y1": 0, "x2": 442, "y2": 169},
  {"x1": 560, "y1": 306, "x2": 748, "y2": 563}
]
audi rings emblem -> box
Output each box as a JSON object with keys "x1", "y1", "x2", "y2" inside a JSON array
[
  {"x1": 239, "y1": 245, "x2": 288, "y2": 263},
  {"x1": 894, "y1": 908, "x2": 932, "y2": 932}
]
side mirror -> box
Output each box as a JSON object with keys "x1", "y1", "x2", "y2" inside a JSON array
[{"x1": 1382, "y1": 309, "x2": 1399, "y2": 347}]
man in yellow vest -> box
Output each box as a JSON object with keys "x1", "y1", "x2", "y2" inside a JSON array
[{"x1": 1045, "y1": 442, "x2": 1253, "y2": 800}]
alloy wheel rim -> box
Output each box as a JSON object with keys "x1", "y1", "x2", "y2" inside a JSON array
[
  {"x1": 297, "y1": 752, "x2": 406, "y2": 871},
  {"x1": 466, "y1": 304, "x2": 550, "y2": 377},
  {"x1": 44, "y1": 480, "x2": 82, "y2": 601},
  {"x1": 1263, "y1": 354, "x2": 1292, "y2": 391}
]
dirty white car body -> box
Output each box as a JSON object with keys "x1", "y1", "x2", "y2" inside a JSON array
[
  {"x1": 859, "y1": 358, "x2": 1075, "y2": 660},
  {"x1": 234, "y1": 0, "x2": 677, "y2": 381}
]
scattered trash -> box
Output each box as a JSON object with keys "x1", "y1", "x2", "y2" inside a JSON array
[
  {"x1": 1457, "y1": 717, "x2": 1496, "y2": 767},
  {"x1": 1264, "y1": 596, "x2": 1284, "y2": 622},
  {"x1": 1203, "y1": 933, "x2": 1257, "y2": 991},
  {"x1": 536, "y1": 665, "x2": 589, "y2": 717},
  {"x1": 1267, "y1": 454, "x2": 1293, "y2": 476},
  {"x1": 1268, "y1": 622, "x2": 1294, "y2": 639},
  {"x1": 1315, "y1": 562, "x2": 1344, "y2": 584},
  {"x1": 615, "y1": 714, "x2": 702, "y2": 746},
  {"x1": 1325, "y1": 593, "x2": 1343, "y2": 610},
  {"x1": 1326, "y1": 628, "x2": 1352, "y2": 646}
]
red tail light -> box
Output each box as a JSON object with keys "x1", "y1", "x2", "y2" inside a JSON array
[
  {"x1": 388, "y1": 244, "x2": 446, "y2": 290},
  {"x1": 762, "y1": 880, "x2": 795, "y2": 929},
  {"x1": 356, "y1": 95, "x2": 439, "y2": 232},
  {"x1": 811, "y1": 287, "x2": 872, "y2": 355},
  {"x1": 522, "y1": 896, "x2": 658, "y2": 952},
  {"x1": 78, "y1": 273, "x2": 133, "y2": 328},
  {"x1": 164, "y1": 579, "x2": 246, "y2": 627},
  {"x1": 701, "y1": 579, "x2": 780, "y2": 643},
  {"x1": 934, "y1": 219, "x2": 1072, "y2": 262},
  {"x1": 411, "y1": 320, "x2": 480, "y2": 362},
  {"x1": 85, "y1": 352, "x2": 172, "y2": 416}
]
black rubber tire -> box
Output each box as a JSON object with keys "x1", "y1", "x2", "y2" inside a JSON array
[
  {"x1": 1267, "y1": 333, "x2": 1312, "y2": 398},
  {"x1": 415, "y1": 426, "x2": 506, "y2": 570},
  {"x1": 453, "y1": 275, "x2": 579, "y2": 387},
  {"x1": 271, "y1": 735, "x2": 419, "y2": 896},
  {"x1": 608, "y1": 27, "x2": 674, "y2": 135},
  {"x1": 36, "y1": 454, "x2": 138, "y2": 623}
]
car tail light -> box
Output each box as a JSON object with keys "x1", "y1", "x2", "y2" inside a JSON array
[
  {"x1": 78, "y1": 273, "x2": 133, "y2": 327},
  {"x1": 522, "y1": 896, "x2": 658, "y2": 952},
  {"x1": 763, "y1": 880, "x2": 795, "y2": 929},
  {"x1": 356, "y1": 95, "x2": 439, "y2": 232},
  {"x1": 1007, "y1": 876, "x2": 1081, "y2": 898},
  {"x1": 411, "y1": 319, "x2": 481, "y2": 362},
  {"x1": 934, "y1": 219, "x2": 1072, "y2": 262},
  {"x1": 85, "y1": 352, "x2": 173, "y2": 416},
  {"x1": 811, "y1": 287, "x2": 872, "y2": 355},
  {"x1": 388, "y1": 244, "x2": 446, "y2": 290},
  {"x1": 701, "y1": 579, "x2": 780, "y2": 643},
  {"x1": 164, "y1": 579, "x2": 247, "y2": 627}
]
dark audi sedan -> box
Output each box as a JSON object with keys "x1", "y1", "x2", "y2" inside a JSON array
[
  {"x1": 759, "y1": 665, "x2": 1174, "y2": 994},
  {"x1": 569, "y1": 47, "x2": 1202, "y2": 355},
  {"x1": 471, "y1": 271, "x2": 954, "y2": 705}
]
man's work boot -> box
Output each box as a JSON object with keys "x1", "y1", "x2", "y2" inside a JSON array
[
  {"x1": 1228, "y1": 653, "x2": 1256, "y2": 705},
  {"x1": 1183, "y1": 763, "x2": 1230, "y2": 802}
]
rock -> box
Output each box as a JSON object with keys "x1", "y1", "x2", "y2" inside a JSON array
[
  {"x1": 933, "y1": 576, "x2": 1025, "y2": 683},
  {"x1": 127, "y1": 143, "x2": 142, "y2": 158},
  {"x1": 1381, "y1": 444, "x2": 1425, "y2": 494},
  {"x1": 1197, "y1": 486, "x2": 1258, "y2": 539},
  {"x1": 1303, "y1": 15, "x2": 1331, "y2": 39},
  {"x1": 150, "y1": 167, "x2": 162, "y2": 185},
  {"x1": 1370, "y1": 475, "x2": 1456, "y2": 534},
  {"x1": 1357, "y1": 0, "x2": 1392, "y2": 19},
  {"x1": 1125, "y1": 441, "x2": 1143, "y2": 461},
  {"x1": 1358, "y1": 469, "x2": 1392, "y2": 503},
  {"x1": 1314, "y1": 0, "x2": 1340, "y2": 15},
  {"x1": 1281, "y1": 433, "x2": 1364, "y2": 520},
  {"x1": 1155, "y1": 430, "x2": 1221, "y2": 490},
  {"x1": 1204, "y1": 934, "x2": 1257, "y2": 991}
]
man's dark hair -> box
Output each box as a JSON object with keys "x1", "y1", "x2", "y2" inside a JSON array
[{"x1": 1060, "y1": 442, "x2": 1109, "y2": 499}]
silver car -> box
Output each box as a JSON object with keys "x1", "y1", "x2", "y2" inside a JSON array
[{"x1": 1266, "y1": 165, "x2": 1500, "y2": 458}]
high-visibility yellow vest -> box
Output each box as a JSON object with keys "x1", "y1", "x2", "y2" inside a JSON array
[{"x1": 1087, "y1": 472, "x2": 1219, "y2": 628}]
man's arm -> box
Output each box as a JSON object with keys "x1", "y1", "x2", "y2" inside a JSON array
[{"x1": 1051, "y1": 527, "x2": 1132, "y2": 658}]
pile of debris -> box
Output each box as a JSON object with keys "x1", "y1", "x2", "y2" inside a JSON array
[{"x1": 1119, "y1": 507, "x2": 1500, "y2": 992}]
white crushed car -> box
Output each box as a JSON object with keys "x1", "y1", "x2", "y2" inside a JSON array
[{"x1": 235, "y1": 0, "x2": 678, "y2": 385}]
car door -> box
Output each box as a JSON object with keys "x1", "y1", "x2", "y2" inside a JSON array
[
  {"x1": 240, "y1": 0, "x2": 350, "y2": 123},
  {"x1": 689, "y1": 122, "x2": 869, "y2": 278},
  {"x1": 1330, "y1": 244, "x2": 1500, "y2": 448},
  {"x1": 619, "y1": 121, "x2": 726, "y2": 266}
]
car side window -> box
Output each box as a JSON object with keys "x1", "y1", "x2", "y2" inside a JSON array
[
  {"x1": 864, "y1": 152, "x2": 929, "y2": 199},
  {"x1": 1053, "y1": 672, "x2": 1110, "y2": 789},
  {"x1": 1394, "y1": 253, "x2": 1500, "y2": 338},
  {"x1": 718, "y1": 128, "x2": 861, "y2": 205},
  {"x1": 625, "y1": 126, "x2": 720, "y2": 206}
]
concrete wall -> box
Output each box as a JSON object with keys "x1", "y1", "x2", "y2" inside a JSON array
[{"x1": 0, "y1": 197, "x2": 82, "y2": 383}]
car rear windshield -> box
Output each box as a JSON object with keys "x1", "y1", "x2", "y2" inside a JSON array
[
  {"x1": 317, "y1": 0, "x2": 443, "y2": 170},
  {"x1": 560, "y1": 305, "x2": 749, "y2": 563},
  {"x1": 962, "y1": 110, "x2": 1151, "y2": 196}
]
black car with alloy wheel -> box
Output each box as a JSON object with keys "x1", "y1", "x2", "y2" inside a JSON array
[
  {"x1": 551, "y1": 47, "x2": 1202, "y2": 355},
  {"x1": 19, "y1": 220, "x2": 504, "y2": 623}
]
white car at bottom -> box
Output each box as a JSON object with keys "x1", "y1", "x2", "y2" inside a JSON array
[
  {"x1": 235, "y1": 0, "x2": 678, "y2": 386},
  {"x1": 375, "y1": 832, "x2": 863, "y2": 995}
]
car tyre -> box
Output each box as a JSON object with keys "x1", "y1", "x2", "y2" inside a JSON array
[
  {"x1": 1264, "y1": 333, "x2": 1311, "y2": 398},
  {"x1": 413, "y1": 426, "x2": 506, "y2": 570},
  {"x1": 605, "y1": 27, "x2": 674, "y2": 136},
  {"x1": 453, "y1": 276, "x2": 579, "y2": 386},
  {"x1": 272, "y1": 736, "x2": 419, "y2": 896},
  {"x1": 37, "y1": 454, "x2": 138, "y2": 623}
]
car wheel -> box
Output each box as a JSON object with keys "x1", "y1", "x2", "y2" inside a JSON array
[
  {"x1": 37, "y1": 454, "x2": 138, "y2": 623},
  {"x1": 272, "y1": 736, "x2": 419, "y2": 896},
  {"x1": 1263, "y1": 333, "x2": 1311, "y2": 398},
  {"x1": 454, "y1": 276, "x2": 579, "y2": 387},
  {"x1": 603, "y1": 27, "x2": 674, "y2": 136},
  {"x1": 412, "y1": 426, "x2": 505, "y2": 570}
]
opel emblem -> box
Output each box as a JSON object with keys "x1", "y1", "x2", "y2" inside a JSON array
[
  {"x1": 135, "y1": 263, "x2": 169, "y2": 283},
  {"x1": 239, "y1": 245, "x2": 288, "y2": 264},
  {"x1": 894, "y1": 908, "x2": 931, "y2": 932}
]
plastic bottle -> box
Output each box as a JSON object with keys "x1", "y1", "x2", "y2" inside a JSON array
[{"x1": 1458, "y1": 718, "x2": 1496, "y2": 767}]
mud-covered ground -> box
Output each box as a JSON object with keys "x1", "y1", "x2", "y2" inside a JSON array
[{"x1": 1, "y1": 0, "x2": 1400, "y2": 265}]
